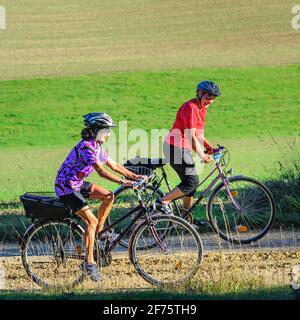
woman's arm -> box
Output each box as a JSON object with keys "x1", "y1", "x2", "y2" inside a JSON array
[
  {"x1": 93, "y1": 161, "x2": 127, "y2": 184},
  {"x1": 104, "y1": 158, "x2": 143, "y2": 180}
]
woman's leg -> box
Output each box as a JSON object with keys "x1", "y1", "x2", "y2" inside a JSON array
[
  {"x1": 74, "y1": 205, "x2": 98, "y2": 264},
  {"x1": 88, "y1": 184, "x2": 115, "y2": 234}
]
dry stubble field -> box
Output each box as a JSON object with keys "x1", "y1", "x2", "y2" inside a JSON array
[{"x1": 1, "y1": 249, "x2": 299, "y2": 295}]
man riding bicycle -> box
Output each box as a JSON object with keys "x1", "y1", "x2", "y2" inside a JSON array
[
  {"x1": 158, "y1": 80, "x2": 221, "y2": 225},
  {"x1": 55, "y1": 112, "x2": 144, "y2": 282}
]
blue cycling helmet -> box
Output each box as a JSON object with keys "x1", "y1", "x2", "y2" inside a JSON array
[{"x1": 196, "y1": 80, "x2": 221, "y2": 97}]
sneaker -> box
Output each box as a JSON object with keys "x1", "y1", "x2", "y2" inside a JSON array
[
  {"x1": 193, "y1": 219, "x2": 207, "y2": 227},
  {"x1": 80, "y1": 261, "x2": 102, "y2": 282},
  {"x1": 153, "y1": 199, "x2": 172, "y2": 214},
  {"x1": 98, "y1": 230, "x2": 119, "y2": 242}
]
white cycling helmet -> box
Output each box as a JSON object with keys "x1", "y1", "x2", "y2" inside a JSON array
[{"x1": 83, "y1": 112, "x2": 116, "y2": 128}]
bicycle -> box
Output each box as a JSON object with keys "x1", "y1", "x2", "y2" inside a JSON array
[
  {"x1": 106, "y1": 146, "x2": 276, "y2": 246},
  {"x1": 19, "y1": 176, "x2": 203, "y2": 289}
]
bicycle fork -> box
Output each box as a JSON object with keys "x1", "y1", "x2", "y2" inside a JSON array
[
  {"x1": 217, "y1": 164, "x2": 243, "y2": 211},
  {"x1": 137, "y1": 188, "x2": 169, "y2": 254}
]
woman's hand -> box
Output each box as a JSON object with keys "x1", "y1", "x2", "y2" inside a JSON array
[
  {"x1": 120, "y1": 179, "x2": 136, "y2": 186},
  {"x1": 134, "y1": 174, "x2": 148, "y2": 180}
]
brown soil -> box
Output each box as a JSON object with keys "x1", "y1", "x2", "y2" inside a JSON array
[{"x1": 1, "y1": 249, "x2": 299, "y2": 293}]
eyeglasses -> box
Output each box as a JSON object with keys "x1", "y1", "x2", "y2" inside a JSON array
[{"x1": 97, "y1": 128, "x2": 110, "y2": 135}]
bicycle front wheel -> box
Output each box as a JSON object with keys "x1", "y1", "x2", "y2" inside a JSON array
[
  {"x1": 129, "y1": 215, "x2": 203, "y2": 287},
  {"x1": 106, "y1": 185, "x2": 164, "y2": 248},
  {"x1": 21, "y1": 219, "x2": 86, "y2": 289},
  {"x1": 207, "y1": 176, "x2": 276, "y2": 244}
]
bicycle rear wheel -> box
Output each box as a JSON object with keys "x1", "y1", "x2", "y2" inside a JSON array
[
  {"x1": 129, "y1": 214, "x2": 203, "y2": 287},
  {"x1": 21, "y1": 219, "x2": 86, "y2": 289},
  {"x1": 207, "y1": 176, "x2": 275, "y2": 244}
]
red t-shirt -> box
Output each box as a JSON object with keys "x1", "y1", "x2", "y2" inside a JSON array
[{"x1": 165, "y1": 98, "x2": 206, "y2": 151}]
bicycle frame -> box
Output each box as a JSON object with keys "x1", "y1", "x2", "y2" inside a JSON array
[
  {"x1": 150, "y1": 151, "x2": 243, "y2": 219},
  {"x1": 98, "y1": 204, "x2": 144, "y2": 253}
]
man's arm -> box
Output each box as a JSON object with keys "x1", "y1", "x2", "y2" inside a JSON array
[
  {"x1": 195, "y1": 134, "x2": 214, "y2": 154},
  {"x1": 186, "y1": 128, "x2": 213, "y2": 163},
  {"x1": 203, "y1": 138, "x2": 214, "y2": 154}
]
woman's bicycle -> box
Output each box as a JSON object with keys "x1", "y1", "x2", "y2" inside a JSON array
[
  {"x1": 105, "y1": 146, "x2": 276, "y2": 247},
  {"x1": 19, "y1": 176, "x2": 203, "y2": 289}
]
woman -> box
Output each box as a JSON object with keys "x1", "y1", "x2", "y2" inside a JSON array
[
  {"x1": 158, "y1": 80, "x2": 221, "y2": 222},
  {"x1": 55, "y1": 112, "x2": 144, "y2": 282}
]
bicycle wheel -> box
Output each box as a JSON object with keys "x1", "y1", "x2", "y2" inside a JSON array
[
  {"x1": 106, "y1": 185, "x2": 164, "y2": 248},
  {"x1": 21, "y1": 219, "x2": 86, "y2": 289},
  {"x1": 129, "y1": 214, "x2": 203, "y2": 287},
  {"x1": 207, "y1": 176, "x2": 275, "y2": 244}
]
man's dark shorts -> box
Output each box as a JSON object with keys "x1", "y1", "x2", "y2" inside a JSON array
[
  {"x1": 59, "y1": 181, "x2": 93, "y2": 213},
  {"x1": 163, "y1": 142, "x2": 199, "y2": 197}
]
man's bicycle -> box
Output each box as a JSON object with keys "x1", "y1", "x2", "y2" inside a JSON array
[
  {"x1": 104, "y1": 146, "x2": 276, "y2": 247},
  {"x1": 20, "y1": 176, "x2": 203, "y2": 289}
]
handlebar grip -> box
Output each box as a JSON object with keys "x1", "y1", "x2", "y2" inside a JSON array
[
  {"x1": 212, "y1": 153, "x2": 223, "y2": 160},
  {"x1": 131, "y1": 174, "x2": 154, "y2": 188}
]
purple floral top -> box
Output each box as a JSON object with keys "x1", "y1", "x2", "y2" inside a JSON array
[{"x1": 55, "y1": 139, "x2": 110, "y2": 196}]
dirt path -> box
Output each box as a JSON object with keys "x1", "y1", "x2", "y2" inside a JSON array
[{"x1": 0, "y1": 248, "x2": 299, "y2": 292}]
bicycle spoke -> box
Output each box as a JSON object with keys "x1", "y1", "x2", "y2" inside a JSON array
[
  {"x1": 130, "y1": 215, "x2": 203, "y2": 287},
  {"x1": 22, "y1": 220, "x2": 85, "y2": 288},
  {"x1": 208, "y1": 177, "x2": 275, "y2": 244}
]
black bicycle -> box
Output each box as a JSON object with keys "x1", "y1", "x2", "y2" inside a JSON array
[
  {"x1": 20, "y1": 176, "x2": 203, "y2": 289},
  {"x1": 105, "y1": 146, "x2": 276, "y2": 247}
]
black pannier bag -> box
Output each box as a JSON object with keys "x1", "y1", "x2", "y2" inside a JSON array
[{"x1": 20, "y1": 193, "x2": 71, "y2": 219}]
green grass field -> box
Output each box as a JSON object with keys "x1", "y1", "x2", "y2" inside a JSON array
[{"x1": 0, "y1": 65, "x2": 299, "y2": 202}]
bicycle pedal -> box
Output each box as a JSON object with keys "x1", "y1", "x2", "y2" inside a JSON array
[{"x1": 193, "y1": 219, "x2": 207, "y2": 227}]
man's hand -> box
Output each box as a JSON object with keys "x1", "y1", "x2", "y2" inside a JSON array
[
  {"x1": 205, "y1": 144, "x2": 214, "y2": 155},
  {"x1": 201, "y1": 153, "x2": 214, "y2": 163}
]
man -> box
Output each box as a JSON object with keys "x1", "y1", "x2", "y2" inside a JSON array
[{"x1": 158, "y1": 80, "x2": 221, "y2": 222}]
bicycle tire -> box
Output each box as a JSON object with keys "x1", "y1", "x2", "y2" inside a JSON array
[
  {"x1": 21, "y1": 219, "x2": 86, "y2": 289},
  {"x1": 207, "y1": 176, "x2": 276, "y2": 244},
  {"x1": 128, "y1": 214, "x2": 203, "y2": 287}
]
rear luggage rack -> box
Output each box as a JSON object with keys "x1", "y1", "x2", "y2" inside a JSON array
[{"x1": 20, "y1": 192, "x2": 71, "y2": 219}]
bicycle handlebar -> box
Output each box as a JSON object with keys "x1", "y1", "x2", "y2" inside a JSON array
[{"x1": 131, "y1": 174, "x2": 154, "y2": 188}]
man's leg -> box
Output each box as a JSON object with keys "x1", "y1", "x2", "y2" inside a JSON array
[
  {"x1": 183, "y1": 196, "x2": 193, "y2": 210},
  {"x1": 160, "y1": 187, "x2": 185, "y2": 204}
]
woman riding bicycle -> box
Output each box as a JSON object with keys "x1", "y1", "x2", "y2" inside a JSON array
[
  {"x1": 54, "y1": 112, "x2": 144, "y2": 282},
  {"x1": 158, "y1": 80, "x2": 221, "y2": 223}
]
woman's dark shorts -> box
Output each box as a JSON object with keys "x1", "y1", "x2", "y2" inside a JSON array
[
  {"x1": 59, "y1": 181, "x2": 93, "y2": 213},
  {"x1": 163, "y1": 142, "x2": 199, "y2": 197}
]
